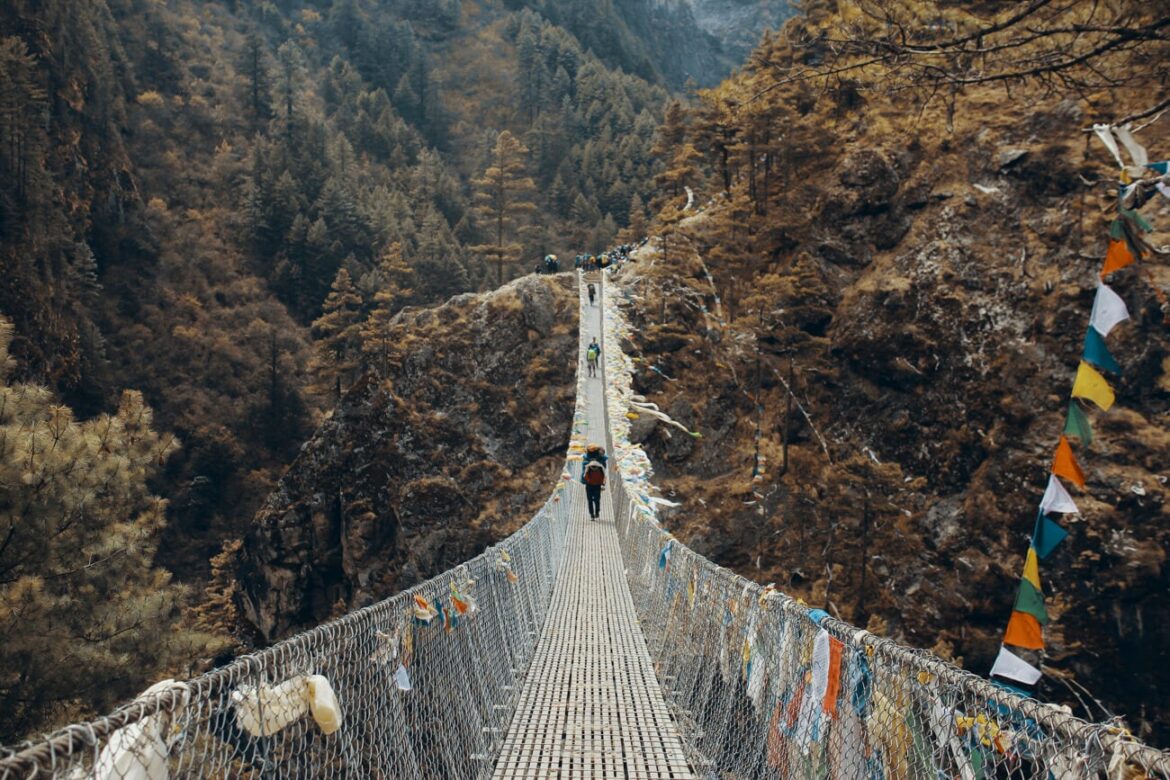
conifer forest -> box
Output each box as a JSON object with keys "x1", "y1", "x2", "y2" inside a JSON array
[{"x1": 3, "y1": 0, "x2": 1170, "y2": 758}]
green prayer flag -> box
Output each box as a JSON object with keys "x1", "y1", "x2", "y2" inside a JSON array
[
  {"x1": 1121, "y1": 207, "x2": 1153, "y2": 234},
  {"x1": 1014, "y1": 577, "x2": 1049, "y2": 625},
  {"x1": 1109, "y1": 219, "x2": 1125, "y2": 240},
  {"x1": 1064, "y1": 401, "x2": 1092, "y2": 446}
]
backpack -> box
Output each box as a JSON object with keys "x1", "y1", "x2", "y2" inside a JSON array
[{"x1": 583, "y1": 461, "x2": 606, "y2": 486}]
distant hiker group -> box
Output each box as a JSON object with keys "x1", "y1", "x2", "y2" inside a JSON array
[
  {"x1": 535, "y1": 254, "x2": 560, "y2": 274},
  {"x1": 574, "y1": 245, "x2": 633, "y2": 272},
  {"x1": 586, "y1": 337, "x2": 601, "y2": 377},
  {"x1": 581, "y1": 444, "x2": 607, "y2": 521}
]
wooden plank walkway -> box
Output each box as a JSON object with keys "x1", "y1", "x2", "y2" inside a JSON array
[{"x1": 492, "y1": 283, "x2": 693, "y2": 780}]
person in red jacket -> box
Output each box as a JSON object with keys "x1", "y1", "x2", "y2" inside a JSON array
[{"x1": 581, "y1": 444, "x2": 607, "y2": 520}]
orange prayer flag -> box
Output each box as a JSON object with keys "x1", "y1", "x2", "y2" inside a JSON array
[
  {"x1": 1101, "y1": 239, "x2": 1135, "y2": 278},
  {"x1": 1052, "y1": 435, "x2": 1086, "y2": 489},
  {"x1": 822, "y1": 636, "x2": 844, "y2": 718},
  {"x1": 1004, "y1": 610, "x2": 1044, "y2": 651}
]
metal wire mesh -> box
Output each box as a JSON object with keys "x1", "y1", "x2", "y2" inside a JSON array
[
  {"x1": 0, "y1": 503, "x2": 568, "y2": 779},
  {"x1": 598, "y1": 268, "x2": 1170, "y2": 780}
]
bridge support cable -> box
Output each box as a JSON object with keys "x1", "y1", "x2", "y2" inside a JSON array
[{"x1": 598, "y1": 260, "x2": 1170, "y2": 780}]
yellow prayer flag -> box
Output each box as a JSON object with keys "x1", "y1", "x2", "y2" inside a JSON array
[
  {"x1": 1022, "y1": 548, "x2": 1041, "y2": 592},
  {"x1": 1071, "y1": 361, "x2": 1114, "y2": 411}
]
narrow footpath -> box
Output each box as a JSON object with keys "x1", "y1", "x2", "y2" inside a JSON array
[{"x1": 492, "y1": 277, "x2": 693, "y2": 779}]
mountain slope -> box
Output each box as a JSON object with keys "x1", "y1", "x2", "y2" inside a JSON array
[
  {"x1": 239, "y1": 274, "x2": 578, "y2": 641},
  {"x1": 626, "y1": 2, "x2": 1170, "y2": 745}
]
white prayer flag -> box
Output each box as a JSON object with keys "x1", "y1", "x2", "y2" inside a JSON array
[
  {"x1": 1040, "y1": 474, "x2": 1079, "y2": 515},
  {"x1": 1090, "y1": 283, "x2": 1130, "y2": 337},
  {"x1": 990, "y1": 645, "x2": 1042, "y2": 685},
  {"x1": 1093, "y1": 124, "x2": 1125, "y2": 169},
  {"x1": 1114, "y1": 125, "x2": 1149, "y2": 172},
  {"x1": 394, "y1": 664, "x2": 413, "y2": 692}
]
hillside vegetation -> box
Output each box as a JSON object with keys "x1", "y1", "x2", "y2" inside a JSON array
[
  {"x1": 622, "y1": 0, "x2": 1170, "y2": 745},
  {"x1": 0, "y1": 0, "x2": 689, "y2": 740}
]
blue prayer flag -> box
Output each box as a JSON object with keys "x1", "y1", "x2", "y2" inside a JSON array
[
  {"x1": 1031, "y1": 512, "x2": 1068, "y2": 560},
  {"x1": 1083, "y1": 327, "x2": 1121, "y2": 374}
]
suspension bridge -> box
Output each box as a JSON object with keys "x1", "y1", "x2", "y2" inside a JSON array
[{"x1": 2, "y1": 270, "x2": 1169, "y2": 779}]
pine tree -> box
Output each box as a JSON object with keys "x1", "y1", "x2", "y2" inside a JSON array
[
  {"x1": 238, "y1": 29, "x2": 272, "y2": 128},
  {"x1": 360, "y1": 242, "x2": 415, "y2": 373},
  {"x1": 311, "y1": 267, "x2": 363, "y2": 401},
  {"x1": 623, "y1": 193, "x2": 648, "y2": 241},
  {"x1": 470, "y1": 130, "x2": 537, "y2": 287},
  {"x1": 0, "y1": 318, "x2": 217, "y2": 740}
]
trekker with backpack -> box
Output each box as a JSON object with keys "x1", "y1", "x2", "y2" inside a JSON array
[
  {"x1": 587, "y1": 282, "x2": 596, "y2": 306},
  {"x1": 581, "y1": 444, "x2": 608, "y2": 520},
  {"x1": 586, "y1": 338, "x2": 600, "y2": 377}
]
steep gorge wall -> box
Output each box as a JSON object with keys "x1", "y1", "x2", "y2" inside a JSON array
[
  {"x1": 239, "y1": 275, "x2": 578, "y2": 642},
  {"x1": 618, "y1": 100, "x2": 1170, "y2": 741}
]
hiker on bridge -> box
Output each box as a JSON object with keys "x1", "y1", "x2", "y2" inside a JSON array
[
  {"x1": 581, "y1": 444, "x2": 607, "y2": 521},
  {"x1": 586, "y1": 337, "x2": 600, "y2": 377},
  {"x1": 587, "y1": 282, "x2": 596, "y2": 306}
]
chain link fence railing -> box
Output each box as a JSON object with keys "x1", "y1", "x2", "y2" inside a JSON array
[
  {"x1": 598, "y1": 268, "x2": 1170, "y2": 780},
  {"x1": 0, "y1": 274, "x2": 606, "y2": 780},
  {"x1": 0, "y1": 505, "x2": 566, "y2": 779}
]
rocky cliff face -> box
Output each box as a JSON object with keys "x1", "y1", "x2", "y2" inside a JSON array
[
  {"x1": 617, "y1": 98, "x2": 1170, "y2": 742},
  {"x1": 238, "y1": 275, "x2": 577, "y2": 642}
]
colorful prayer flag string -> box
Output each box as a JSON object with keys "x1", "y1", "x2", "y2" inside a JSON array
[{"x1": 991, "y1": 124, "x2": 1160, "y2": 688}]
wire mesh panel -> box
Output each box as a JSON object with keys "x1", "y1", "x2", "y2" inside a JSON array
[
  {"x1": 597, "y1": 269, "x2": 1170, "y2": 780},
  {"x1": 0, "y1": 504, "x2": 568, "y2": 779}
]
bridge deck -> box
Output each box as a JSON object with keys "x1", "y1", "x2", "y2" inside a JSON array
[{"x1": 492, "y1": 285, "x2": 693, "y2": 779}]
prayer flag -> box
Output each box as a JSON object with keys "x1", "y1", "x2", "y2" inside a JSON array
[
  {"x1": 1092, "y1": 124, "x2": 1125, "y2": 169},
  {"x1": 1003, "y1": 610, "x2": 1044, "y2": 650},
  {"x1": 1032, "y1": 513, "x2": 1068, "y2": 560},
  {"x1": 1090, "y1": 283, "x2": 1129, "y2": 337},
  {"x1": 1052, "y1": 435, "x2": 1086, "y2": 489},
  {"x1": 412, "y1": 595, "x2": 438, "y2": 624},
  {"x1": 1022, "y1": 547, "x2": 1041, "y2": 591},
  {"x1": 393, "y1": 664, "x2": 413, "y2": 691},
  {"x1": 1064, "y1": 401, "x2": 1093, "y2": 445},
  {"x1": 990, "y1": 645, "x2": 1042, "y2": 685},
  {"x1": 1122, "y1": 206, "x2": 1154, "y2": 234},
  {"x1": 1040, "y1": 474, "x2": 1079, "y2": 515},
  {"x1": 1114, "y1": 125, "x2": 1149, "y2": 170},
  {"x1": 1071, "y1": 361, "x2": 1115, "y2": 411},
  {"x1": 1147, "y1": 161, "x2": 1170, "y2": 175},
  {"x1": 658, "y1": 540, "x2": 672, "y2": 571},
  {"x1": 823, "y1": 636, "x2": 844, "y2": 718},
  {"x1": 1083, "y1": 327, "x2": 1121, "y2": 374},
  {"x1": 1101, "y1": 240, "x2": 1135, "y2": 278},
  {"x1": 1014, "y1": 576, "x2": 1048, "y2": 625}
]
